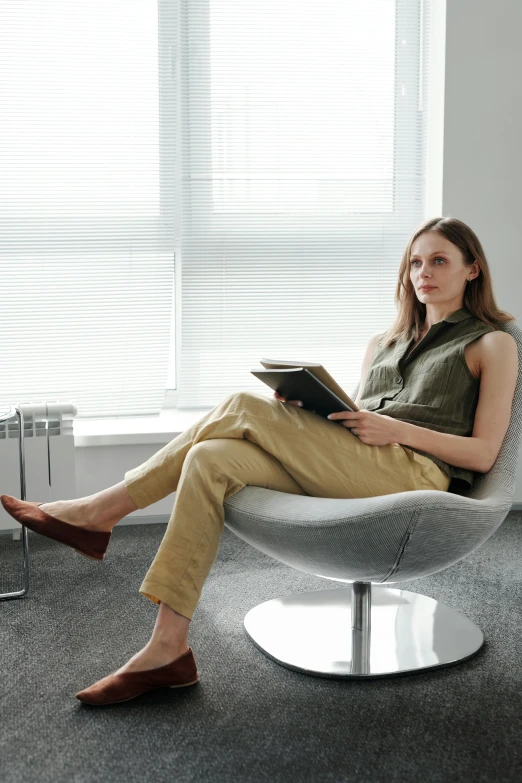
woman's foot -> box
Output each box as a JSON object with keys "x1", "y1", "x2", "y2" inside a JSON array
[
  {"x1": 38, "y1": 481, "x2": 138, "y2": 533},
  {"x1": 75, "y1": 605, "x2": 194, "y2": 704},
  {"x1": 75, "y1": 644, "x2": 198, "y2": 705},
  {"x1": 114, "y1": 639, "x2": 191, "y2": 675},
  {"x1": 37, "y1": 499, "x2": 118, "y2": 533},
  {"x1": 114, "y1": 601, "x2": 191, "y2": 674}
]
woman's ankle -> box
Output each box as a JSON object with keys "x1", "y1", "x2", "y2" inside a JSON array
[
  {"x1": 151, "y1": 635, "x2": 189, "y2": 654},
  {"x1": 150, "y1": 601, "x2": 191, "y2": 650},
  {"x1": 87, "y1": 480, "x2": 138, "y2": 526}
]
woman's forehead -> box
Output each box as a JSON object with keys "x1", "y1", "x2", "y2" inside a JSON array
[{"x1": 410, "y1": 233, "x2": 457, "y2": 256}]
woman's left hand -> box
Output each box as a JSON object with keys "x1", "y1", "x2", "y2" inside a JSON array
[{"x1": 327, "y1": 409, "x2": 402, "y2": 446}]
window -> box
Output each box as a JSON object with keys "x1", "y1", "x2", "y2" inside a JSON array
[
  {"x1": 1, "y1": 1, "x2": 433, "y2": 416},
  {"x1": 1, "y1": 0, "x2": 175, "y2": 418},
  {"x1": 177, "y1": 0, "x2": 432, "y2": 408}
]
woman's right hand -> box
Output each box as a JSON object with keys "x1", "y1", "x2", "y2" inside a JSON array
[{"x1": 274, "y1": 391, "x2": 303, "y2": 408}]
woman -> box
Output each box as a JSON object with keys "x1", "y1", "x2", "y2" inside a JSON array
[{"x1": 1, "y1": 216, "x2": 518, "y2": 706}]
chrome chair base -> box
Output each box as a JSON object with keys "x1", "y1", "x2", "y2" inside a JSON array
[{"x1": 244, "y1": 585, "x2": 484, "y2": 678}]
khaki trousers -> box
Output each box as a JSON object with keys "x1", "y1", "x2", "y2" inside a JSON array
[{"x1": 123, "y1": 391, "x2": 450, "y2": 621}]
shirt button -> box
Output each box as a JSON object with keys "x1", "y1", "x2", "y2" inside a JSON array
[{"x1": 395, "y1": 376, "x2": 401, "y2": 383}]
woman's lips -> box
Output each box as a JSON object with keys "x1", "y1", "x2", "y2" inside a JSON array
[{"x1": 420, "y1": 286, "x2": 435, "y2": 291}]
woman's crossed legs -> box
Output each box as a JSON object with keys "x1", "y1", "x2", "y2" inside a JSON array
[{"x1": 39, "y1": 391, "x2": 447, "y2": 677}]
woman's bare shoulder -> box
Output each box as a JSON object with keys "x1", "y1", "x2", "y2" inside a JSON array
[
  {"x1": 479, "y1": 329, "x2": 517, "y2": 349},
  {"x1": 477, "y1": 330, "x2": 518, "y2": 372},
  {"x1": 465, "y1": 330, "x2": 517, "y2": 381}
]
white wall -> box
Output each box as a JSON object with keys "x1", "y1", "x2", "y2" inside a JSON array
[
  {"x1": 441, "y1": 0, "x2": 522, "y2": 499},
  {"x1": 74, "y1": 0, "x2": 522, "y2": 518},
  {"x1": 443, "y1": 0, "x2": 522, "y2": 313}
]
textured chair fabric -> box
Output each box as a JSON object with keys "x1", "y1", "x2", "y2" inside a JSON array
[{"x1": 224, "y1": 323, "x2": 522, "y2": 585}]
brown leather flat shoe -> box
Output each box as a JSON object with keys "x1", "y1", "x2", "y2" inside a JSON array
[
  {"x1": 0, "y1": 494, "x2": 111, "y2": 561},
  {"x1": 75, "y1": 647, "x2": 199, "y2": 706}
]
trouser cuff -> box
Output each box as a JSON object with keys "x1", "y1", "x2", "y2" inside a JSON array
[
  {"x1": 139, "y1": 578, "x2": 197, "y2": 622},
  {"x1": 124, "y1": 467, "x2": 162, "y2": 509}
]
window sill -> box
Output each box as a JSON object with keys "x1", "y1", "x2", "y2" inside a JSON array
[{"x1": 73, "y1": 409, "x2": 214, "y2": 447}]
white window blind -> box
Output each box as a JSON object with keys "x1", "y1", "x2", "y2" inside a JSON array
[
  {"x1": 2, "y1": 0, "x2": 433, "y2": 418},
  {"x1": 1, "y1": 0, "x2": 176, "y2": 418},
  {"x1": 176, "y1": 0, "x2": 433, "y2": 408}
]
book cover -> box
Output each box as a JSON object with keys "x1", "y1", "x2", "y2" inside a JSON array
[{"x1": 258, "y1": 358, "x2": 359, "y2": 411}]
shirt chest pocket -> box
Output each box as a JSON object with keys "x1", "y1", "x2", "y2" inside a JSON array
[
  {"x1": 360, "y1": 366, "x2": 396, "y2": 411},
  {"x1": 401, "y1": 361, "x2": 452, "y2": 408}
]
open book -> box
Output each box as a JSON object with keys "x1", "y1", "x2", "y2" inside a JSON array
[{"x1": 251, "y1": 358, "x2": 359, "y2": 419}]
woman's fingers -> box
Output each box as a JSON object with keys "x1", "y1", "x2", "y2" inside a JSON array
[{"x1": 273, "y1": 392, "x2": 303, "y2": 407}]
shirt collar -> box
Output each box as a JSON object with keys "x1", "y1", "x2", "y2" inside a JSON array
[{"x1": 441, "y1": 307, "x2": 474, "y2": 324}]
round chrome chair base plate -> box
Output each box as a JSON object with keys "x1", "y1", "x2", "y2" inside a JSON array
[{"x1": 244, "y1": 587, "x2": 484, "y2": 678}]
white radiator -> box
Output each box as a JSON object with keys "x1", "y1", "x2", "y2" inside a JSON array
[{"x1": 0, "y1": 402, "x2": 77, "y2": 534}]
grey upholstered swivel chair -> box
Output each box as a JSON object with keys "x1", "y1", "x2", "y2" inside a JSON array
[{"x1": 223, "y1": 322, "x2": 522, "y2": 678}]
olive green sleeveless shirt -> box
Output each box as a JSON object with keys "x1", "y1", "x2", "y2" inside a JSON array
[{"x1": 357, "y1": 307, "x2": 497, "y2": 490}]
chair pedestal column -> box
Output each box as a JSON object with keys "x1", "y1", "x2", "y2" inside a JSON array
[{"x1": 244, "y1": 582, "x2": 484, "y2": 678}]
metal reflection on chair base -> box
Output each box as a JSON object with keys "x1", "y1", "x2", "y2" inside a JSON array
[{"x1": 244, "y1": 582, "x2": 484, "y2": 678}]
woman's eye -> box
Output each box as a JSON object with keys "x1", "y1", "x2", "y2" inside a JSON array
[{"x1": 410, "y1": 257, "x2": 445, "y2": 266}]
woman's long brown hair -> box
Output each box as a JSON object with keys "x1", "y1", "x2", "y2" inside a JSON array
[{"x1": 381, "y1": 216, "x2": 515, "y2": 348}]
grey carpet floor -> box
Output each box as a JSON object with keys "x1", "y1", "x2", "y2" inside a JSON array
[{"x1": 1, "y1": 514, "x2": 521, "y2": 783}]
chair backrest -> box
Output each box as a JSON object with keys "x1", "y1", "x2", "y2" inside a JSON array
[{"x1": 352, "y1": 320, "x2": 522, "y2": 502}]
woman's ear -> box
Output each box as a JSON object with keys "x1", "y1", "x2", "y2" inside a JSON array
[{"x1": 469, "y1": 260, "x2": 480, "y2": 280}]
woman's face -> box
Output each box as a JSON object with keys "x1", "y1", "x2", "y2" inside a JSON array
[{"x1": 409, "y1": 231, "x2": 478, "y2": 304}]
